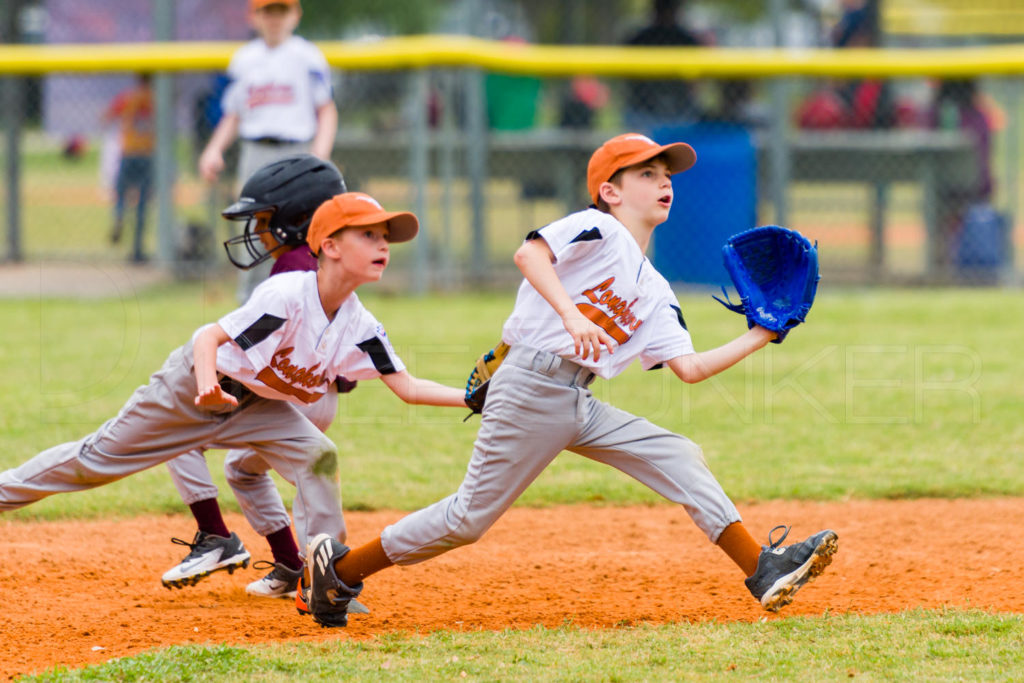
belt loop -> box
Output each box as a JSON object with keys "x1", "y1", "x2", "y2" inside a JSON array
[
  {"x1": 534, "y1": 350, "x2": 558, "y2": 376},
  {"x1": 572, "y1": 367, "x2": 594, "y2": 387}
]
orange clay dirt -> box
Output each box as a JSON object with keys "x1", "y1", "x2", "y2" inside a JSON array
[{"x1": 4, "y1": 499, "x2": 1024, "y2": 679}]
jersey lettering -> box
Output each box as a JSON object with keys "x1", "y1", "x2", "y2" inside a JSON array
[
  {"x1": 253, "y1": 346, "x2": 331, "y2": 403},
  {"x1": 578, "y1": 276, "x2": 644, "y2": 344},
  {"x1": 247, "y1": 84, "x2": 296, "y2": 108}
]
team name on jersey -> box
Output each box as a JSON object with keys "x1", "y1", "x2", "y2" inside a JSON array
[
  {"x1": 247, "y1": 84, "x2": 296, "y2": 108},
  {"x1": 577, "y1": 276, "x2": 643, "y2": 344},
  {"x1": 255, "y1": 346, "x2": 331, "y2": 403}
]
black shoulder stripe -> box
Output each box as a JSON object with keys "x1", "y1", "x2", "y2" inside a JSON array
[
  {"x1": 670, "y1": 305, "x2": 688, "y2": 330},
  {"x1": 570, "y1": 227, "x2": 602, "y2": 243},
  {"x1": 524, "y1": 229, "x2": 542, "y2": 241},
  {"x1": 357, "y1": 337, "x2": 398, "y2": 374},
  {"x1": 234, "y1": 314, "x2": 286, "y2": 351}
]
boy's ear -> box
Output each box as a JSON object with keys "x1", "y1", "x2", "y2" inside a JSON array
[
  {"x1": 319, "y1": 237, "x2": 339, "y2": 258},
  {"x1": 598, "y1": 181, "x2": 622, "y2": 206}
]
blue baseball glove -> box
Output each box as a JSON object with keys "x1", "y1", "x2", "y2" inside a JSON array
[{"x1": 712, "y1": 226, "x2": 820, "y2": 344}]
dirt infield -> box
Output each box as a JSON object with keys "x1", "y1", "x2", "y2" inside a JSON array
[{"x1": 4, "y1": 499, "x2": 1024, "y2": 679}]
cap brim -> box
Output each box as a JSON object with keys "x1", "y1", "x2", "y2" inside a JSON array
[
  {"x1": 347, "y1": 211, "x2": 419, "y2": 243},
  {"x1": 659, "y1": 142, "x2": 698, "y2": 174},
  {"x1": 626, "y1": 142, "x2": 697, "y2": 175}
]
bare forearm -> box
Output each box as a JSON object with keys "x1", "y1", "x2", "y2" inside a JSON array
[
  {"x1": 381, "y1": 371, "x2": 467, "y2": 407},
  {"x1": 513, "y1": 242, "x2": 575, "y2": 317},
  {"x1": 513, "y1": 239, "x2": 616, "y2": 360},
  {"x1": 193, "y1": 326, "x2": 225, "y2": 393},
  {"x1": 669, "y1": 326, "x2": 775, "y2": 383},
  {"x1": 204, "y1": 115, "x2": 238, "y2": 156},
  {"x1": 406, "y1": 379, "x2": 467, "y2": 407},
  {"x1": 310, "y1": 103, "x2": 338, "y2": 159}
]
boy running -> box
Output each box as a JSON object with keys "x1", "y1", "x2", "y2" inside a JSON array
[
  {"x1": 300, "y1": 133, "x2": 839, "y2": 627},
  {"x1": 0, "y1": 191, "x2": 468, "y2": 601}
]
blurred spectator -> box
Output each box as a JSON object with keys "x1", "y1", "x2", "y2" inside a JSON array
[
  {"x1": 928, "y1": 79, "x2": 993, "y2": 204},
  {"x1": 928, "y1": 78, "x2": 998, "y2": 270},
  {"x1": 830, "y1": 0, "x2": 893, "y2": 129},
  {"x1": 796, "y1": 0, "x2": 894, "y2": 130},
  {"x1": 623, "y1": 0, "x2": 707, "y2": 132},
  {"x1": 102, "y1": 73, "x2": 154, "y2": 263},
  {"x1": 559, "y1": 76, "x2": 610, "y2": 129},
  {"x1": 704, "y1": 79, "x2": 767, "y2": 129},
  {"x1": 61, "y1": 134, "x2": 88, "y2": 160},
  {"x1": 192, "y1": 73, "x2": 232, "y2": 167}
]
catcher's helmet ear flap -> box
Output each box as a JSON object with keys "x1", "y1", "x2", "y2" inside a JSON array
[{"x1": 222, "y1": 154, "x2": 346, "y2": 269}]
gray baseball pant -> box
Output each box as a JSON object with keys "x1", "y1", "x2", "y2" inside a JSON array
[
  {"x1": 0, "y1": 343, "x2": 342, "y2": 547},
  {"x1": 165, "y1": 384, "x2": 342, "y2": 547},
  {"x1": 381, "y1": 345, "x2": 742, "y2": 565}
]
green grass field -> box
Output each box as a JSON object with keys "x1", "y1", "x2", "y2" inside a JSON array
[{"x1": 4, "y1": 282, "x2": 1024, "y2": 680}]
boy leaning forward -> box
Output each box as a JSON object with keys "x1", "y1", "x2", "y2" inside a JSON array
[
  {"x1": 0, "y1": 193, "x2": 468, "y2": 557},
  {"x1": 301, "y1": 133, "x2": 839, "y2": 627}
]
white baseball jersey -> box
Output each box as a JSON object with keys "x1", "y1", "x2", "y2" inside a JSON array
[
  {"x1": 209, "y1": 271, "x2": 404, "y2": 404},
  {"x1": 222, "y1": 36, "x2": 333, "y2": 142},
  {"x1": 502, "y1": 208, "x2": 694, "y2": 379}
]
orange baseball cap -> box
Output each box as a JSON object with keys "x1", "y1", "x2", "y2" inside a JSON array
[
  {"x1": 586, "y1": 133, "x2": 697, "y2": 204},
  {"x1": 250, "y1": 0, "x2": 298, "y2": 10},
  {"x1": 306, "y1": 192, "x2": 419, "y2": 255}
]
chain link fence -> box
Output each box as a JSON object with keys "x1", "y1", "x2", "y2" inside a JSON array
[{"x1": 2, "y1": 0, "x2": 1022, "y2": 290}]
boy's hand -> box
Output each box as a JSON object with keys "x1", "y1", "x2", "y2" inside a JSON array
[
  {"x1": 194, "y1": 384, "x2": 239, "y2": 409},
  {"x1": 198, "y1": 149, "x2": 225, "y2": 183},
  {"x1": 562, "y1": 310, "x2": 616, "y2": 361}
]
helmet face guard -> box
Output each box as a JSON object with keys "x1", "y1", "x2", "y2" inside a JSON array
[
  {"x1": 223, "y1": 216, "x2": 287, "y2": 270},
  {"x1": 219, "y1": 154, "x2": 345, "y2": 270}
]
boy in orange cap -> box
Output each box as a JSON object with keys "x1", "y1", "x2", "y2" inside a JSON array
[
  {"x1": 0, "y1": 191, "x2": 468, "y2": 620},
  {"x1": 300, "y1": 133, "x2": 839, "y2": 627}
]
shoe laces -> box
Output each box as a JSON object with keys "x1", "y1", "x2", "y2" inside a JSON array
[
  {"x1": 252, "y1": 559, "x2": 302, "y2": 581},
  {"x1": 170, "y1": 531, "x2": 221, "y2": 560},
  {"x1": 767, "y1": 525, "x2": 791, "y2": 549}
]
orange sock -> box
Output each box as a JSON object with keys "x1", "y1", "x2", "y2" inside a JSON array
[
  {"x1": 716, "y1": 522, "x2": 763, "y2": 577},
  {"x1": 335, "y1": 536, "x2": 393, "y2": 586}
]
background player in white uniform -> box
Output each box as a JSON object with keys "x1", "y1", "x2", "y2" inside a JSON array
[
  {"x1": 299, "y1": 133, "x2": 839, "y2": 628},
  {"x1": 161, "y1": 155, "x2": 357, "y2": 600},
  {"x1": 198, "y1": 0, "x2": 338, "y2": 303},
  {"x1": 0, "y1": 191, "x2": 469, "y2": 607}
]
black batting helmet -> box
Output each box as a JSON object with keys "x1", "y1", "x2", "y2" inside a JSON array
[{"x1": 222, "y1": 154, "x2": 346, "y2": 269}]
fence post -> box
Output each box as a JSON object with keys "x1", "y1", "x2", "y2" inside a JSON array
[
  {"x1": 767, "y1": 0, "x2": 791, "y2": 228},
  {"x1": 153, "y1": 0, "x2": 176, "y2": 266},
  {"x1": 410, "y1": 68, "x2": 430, "y2": 294},
  {"x1": 439, "y1": 69, "x2": 456, "y2": 289},
  {"x1": 2, "y1": 0, "x2": 24, "y2": 262},
  {"x1": 465, "y1": 67, "x2": 488, "y2": 283}
]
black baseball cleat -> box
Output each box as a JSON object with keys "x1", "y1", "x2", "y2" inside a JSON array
[
  {"x1": 306, "y1": 533, "x2": 364, "y2": 627},
  {"x1": 745, "y1": 526, "x2": 838, "y2": 612},
  {"x1": 161, "y1": 531, "x2": 251, "y2": 589}
]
